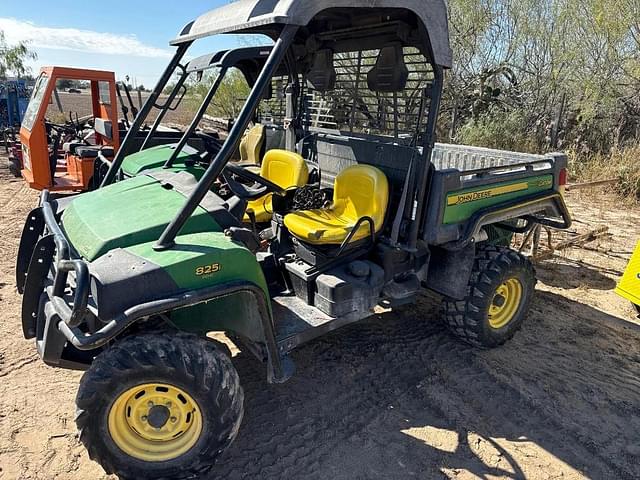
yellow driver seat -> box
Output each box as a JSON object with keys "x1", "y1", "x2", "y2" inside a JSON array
[
  {"x1": 244, "y1": 149, "x2": 309, "y2": 223},
  {"x1": 284, "y1": 165, "x2": 389, "y2": 245}
]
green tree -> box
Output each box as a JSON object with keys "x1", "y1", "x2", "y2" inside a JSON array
[
  {"x1": 0, "y1": 30, "x2": 37, "y2": 78},
  {"x1": 445, "y1": 0, "x2": 640, "y2": 155},
  {"x1": 187, "y1": 68, "x2": 250, "y2": 119}
]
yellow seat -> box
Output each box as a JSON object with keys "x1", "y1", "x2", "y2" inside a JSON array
[
  {"x1": 244, "y1": 149, "x2": 309, "y2": 223},
  {"x1": 284, "y1": 165, "x2": 389, "y2": 245},
  {"x1": 239, "y1": 124, "x2": 265, "y2": 168}
]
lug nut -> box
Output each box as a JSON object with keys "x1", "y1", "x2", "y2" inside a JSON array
[
  {"x1": 142, "y1": 416, "x2": 148, "y2": 422},
  {"x1": 170, "y1": 417, "x2": 177, "y2": 423},
  {"x1": 147, "y1": 401, "x2": 154, "y2": 408}
]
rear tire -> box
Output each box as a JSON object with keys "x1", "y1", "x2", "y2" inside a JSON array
[
  {"x1": 76, "y1": 332, "x2": 243, "y2": 480},
  {"x1": 442, "y1": 245, "x2": 536, "y2": 348}
]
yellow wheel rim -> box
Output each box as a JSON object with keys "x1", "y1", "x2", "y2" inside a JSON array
[
  {"x1": 108, "y1": 383, "x2": 202, "y2": 462},
  {"x1": 488, "y1": 278, "x2": 523, "y2": 329}
]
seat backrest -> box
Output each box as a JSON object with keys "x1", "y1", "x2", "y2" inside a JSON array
[
  {"x1": 264, "y1": 125, "x2": 286, "y2": 152},
  {"x1": 261, "y1": 149, "x2": 309, "y2": 189},
  {"x1": 367, "y1": 44, "x2": 409, "y2": 93},
  {"x1": 306, "y1": 49, "x2": 337, "y2": 93},
  {"x1": 333, "y1": 165, "x2": 389, "y2": 232},
  {"x1": 94, "y1": 118, "x2": 113, "y2": 141},
  {"x1": 239, "y1": 124, "x2": 265, "y2": 164}
]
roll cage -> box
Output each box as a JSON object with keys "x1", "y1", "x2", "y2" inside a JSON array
[{"x1": 102, "y1": 1, "x2": 451, "y2": 253}]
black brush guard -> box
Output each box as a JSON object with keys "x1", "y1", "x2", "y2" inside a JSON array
[{"x1": 16, "y1": 191, "x2": 92, "y2": 368}]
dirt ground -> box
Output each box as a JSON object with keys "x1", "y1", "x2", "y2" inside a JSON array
[{"x1": 0, "y1": 153, "x2": 639, "y2": 480}]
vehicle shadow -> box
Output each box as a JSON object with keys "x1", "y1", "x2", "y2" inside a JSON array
[
  {"x1": 209, "y1": 290, "x2": 640, "y2": 479},
  {"x1": 535, "y1": 257, "x2": 618, "y2": 290}
]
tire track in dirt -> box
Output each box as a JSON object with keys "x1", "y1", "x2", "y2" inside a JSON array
[
  {"x1": 0, "y1": 355, "x2": 39, "y2": 377},
  {"x1": 210, "y1": 290, "x2": 638, "y2": 479},
  {"x1": 212, "y1": 308, "x2": 444, "y2": 479}
]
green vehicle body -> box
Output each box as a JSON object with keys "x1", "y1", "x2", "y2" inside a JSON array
[
  {"x1": 62, "y1": 160, "x2": 271, "y2": 345},
  {"x1": 443, "y1": 175, "x2": 554, "y2": 224}
]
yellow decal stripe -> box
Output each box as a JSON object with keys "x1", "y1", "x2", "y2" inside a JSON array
[{"x1": 447, "y1": 182, "x2": 531, "y2": 206}]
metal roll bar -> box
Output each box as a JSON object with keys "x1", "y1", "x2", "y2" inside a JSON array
[{"x1": 154, "y1": 25, "x2": 299, "y2": 250}]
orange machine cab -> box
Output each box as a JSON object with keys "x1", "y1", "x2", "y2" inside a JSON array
[{"x1": 20, "y1": 67, "x2": 120, "y2": 191}]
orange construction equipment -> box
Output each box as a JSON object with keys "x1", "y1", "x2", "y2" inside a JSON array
[{"x1": 19, "y1": 67, "x2": 120, "y2": 192}]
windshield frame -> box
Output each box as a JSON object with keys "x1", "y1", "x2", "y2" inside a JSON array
[{"x1": 21, "y1": 72, "x2": 51, "y2": 132}]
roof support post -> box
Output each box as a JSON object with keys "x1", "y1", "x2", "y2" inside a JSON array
[
  {"x1": 164, "y1": 66, "x2": 229, "y2": 168},
  {"x1": 141, "y1": 64, "x2": 189, "y2": 150},
  {"x1": 409, "y1": 65, "x2": 444, "y2": 250},
  {"x1": 154, "y1": 25, "x2": 299, "y2": 251},
  {"x1": 100, "y1": 42, "x2": 191, "y2": 187}
]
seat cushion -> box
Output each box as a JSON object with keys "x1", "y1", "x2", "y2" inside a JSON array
[
  {"x1": 284, "y1": 165, "x2": 389, "y2": 245},
  {"x1": 63, "y1": 142, "x2": 84, "y2": 153},
  {"x1": 245, "y1": 194, "x2": 274, "y2": 223},
  {"x1": 284, "y1": 209, "x2": 371, "y2": 245},
  {"x1": 75, "y1": 146, "x2": 115, "y2": 158}
]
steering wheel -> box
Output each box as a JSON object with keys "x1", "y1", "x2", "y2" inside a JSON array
[
  {"x1": 194, "y1": 130, "x2": 221, "y2": 159},
  {"x1": 45, "y1": 121, "x2": 79, "y2": 139},
  {"x1": 222, "y1": 163, "x2": 284, "y2": 200}
]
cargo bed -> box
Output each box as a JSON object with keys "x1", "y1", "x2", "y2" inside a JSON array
[{"x1": 426, "y1": 143, "x2": 570, "y2": 246}]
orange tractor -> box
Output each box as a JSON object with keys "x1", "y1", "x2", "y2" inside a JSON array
[{"x1": 19, "y1": 66, "x2": 123, "y2": 192}]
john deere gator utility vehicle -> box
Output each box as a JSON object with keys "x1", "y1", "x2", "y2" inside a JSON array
[{"x1": 16, "y1": 1, "x2": 571, "y2": 478}]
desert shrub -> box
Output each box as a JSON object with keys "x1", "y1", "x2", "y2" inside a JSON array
[
  {"x1": 454, "y1": 110, "x2": 538, "y2": 153},
  {"x1": 569, "y1": 146, "x2": 640, "y2": 200}
]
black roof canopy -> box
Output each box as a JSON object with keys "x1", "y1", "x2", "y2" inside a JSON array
[{"x1": 171, "y1": 0, "x2": 452, "y2": 68}]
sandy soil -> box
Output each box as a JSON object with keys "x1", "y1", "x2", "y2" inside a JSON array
[{"x1": 0, "y1": 153, "x2": 639, "y2": 479}]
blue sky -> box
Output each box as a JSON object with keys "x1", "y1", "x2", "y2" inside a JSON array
[{"x1": 1, "y1": 1, "x2": 271, "y2": 86}]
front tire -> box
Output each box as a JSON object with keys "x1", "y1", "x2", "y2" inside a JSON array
[
  {"x1": 76, "y1": 332, "x2": 243, "y2": 480},
  {"x1": 442, "y1": 245, "x2": 536, "y2": 348}
]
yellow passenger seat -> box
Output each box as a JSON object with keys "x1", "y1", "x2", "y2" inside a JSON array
[
  {"x1": 244, "y1": 149, "x2": 309, "y2": 223},
  {"x1": 284, "y1": 165, "x2": 389, "y2": 245}
]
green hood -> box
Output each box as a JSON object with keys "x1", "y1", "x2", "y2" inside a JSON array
[{"x1": 62, "y1": 174, "x2": 220, "y2": 261}]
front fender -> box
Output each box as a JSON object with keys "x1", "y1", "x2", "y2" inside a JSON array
[{"x1": 89, "y1": 232, "x2": 286, "y2": 382}]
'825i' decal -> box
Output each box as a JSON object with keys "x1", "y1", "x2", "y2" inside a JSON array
[{"x1": 195, "y1": 263, "x2": 221, "y2": 276}]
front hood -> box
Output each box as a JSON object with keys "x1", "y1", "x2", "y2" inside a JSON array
[{"x1": 62, "y1": 173, "x2": 220, "y2": 261}]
